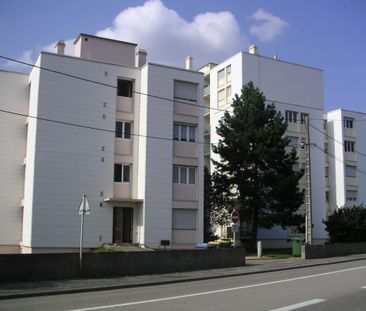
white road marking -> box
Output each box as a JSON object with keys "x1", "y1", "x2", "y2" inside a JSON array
[
  {"x1": 68, "y1": 265, "x2": 366, "y2": 311},
  {"x1": 269, "y1": 299, "x2": 326, "y2": 311},
  {"x1": 362, "y1": 286, "x2": 366, "y2": 289}
]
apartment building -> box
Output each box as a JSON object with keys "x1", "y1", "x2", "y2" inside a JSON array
[
  {"x1": 0, "y1": 34, "x2": 204, "y2": 253},
  {"x1": 326, "y1": 109, "x2": 366, "y2": 211},
  {"x1": 201, "y1": 46, "x2": 327, "y2": 248}
]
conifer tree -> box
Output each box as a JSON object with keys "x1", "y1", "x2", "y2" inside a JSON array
[{"x1": 212, "y1": 81, "x2": 304, "y2": 248}]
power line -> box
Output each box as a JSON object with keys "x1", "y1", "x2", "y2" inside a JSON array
[
  {"x1": 4, "y1": 54, "x2": 364, "y2": 119},
  {"x1": 310, "y1": 123, "x2": 366, "y2": 159},
  {"x1": 0, "y1": 55, "x2": 225, "y2": 112},
  {"x1": 0, "y1": 108, "x2": 212, "y2": 145}
]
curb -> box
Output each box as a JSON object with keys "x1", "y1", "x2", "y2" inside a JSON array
[{"x1": 1, "y1": 256, "x2": 366, "y2": 300}]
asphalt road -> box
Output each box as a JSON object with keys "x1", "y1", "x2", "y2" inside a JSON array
[{"x1": 1, "y1": 259, "x2": 366, "y2": 311}]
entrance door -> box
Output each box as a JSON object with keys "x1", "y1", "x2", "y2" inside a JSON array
[{"x1": 113, "y1": 207, "x2": 133, "y2": 244}]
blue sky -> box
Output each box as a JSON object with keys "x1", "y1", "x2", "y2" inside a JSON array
[{"x1": 1, "y1": 0, "x2": 365, "y2": 112}]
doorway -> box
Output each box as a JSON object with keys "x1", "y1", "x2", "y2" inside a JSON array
[{"x1": 113, "y1": 207, "x2": 133, "y2": 244}]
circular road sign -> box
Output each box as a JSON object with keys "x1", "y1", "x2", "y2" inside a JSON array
[{"x1": 231, "y1": 210, "x2": 240, "y2": 224}]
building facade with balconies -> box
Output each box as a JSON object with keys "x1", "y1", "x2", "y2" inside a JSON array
[
  {"x1": 201, "y1": 46, "x2": 327, "y2": 248},
  {"x1": 325, "y1": 109, "x2": 366, "y2": 211},
  {"x1": 0, "y1": 34, "x2": 204, "y2": 253}
]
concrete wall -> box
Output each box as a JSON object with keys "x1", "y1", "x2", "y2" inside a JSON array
[
  {"x1": 0, "y1": 71, "x2": 29, "y2": 252},
  {"x1": 302, "y1": 242, "x2": 366, "y2": 259},
  {"x1": 24, "y1": 52, "x2": 140, "y2": 250},
  {"x1": 0, "y1": 248, "x2": 245, "y2": 282}
]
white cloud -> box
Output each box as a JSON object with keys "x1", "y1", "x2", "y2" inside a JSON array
[
  {"x1": 5, "y1": 2, "x2": 290, "y2": 72},
  {"x1": 95, "y1": 0, "x2": 246, "y2": 67},
  {"x1": 249, "y1": 8, "x2": 289, "y2": 42}
]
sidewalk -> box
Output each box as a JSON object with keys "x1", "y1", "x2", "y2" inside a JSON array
[{"x1": 1, "y1": 254, "x2": 366, "y2": 300}]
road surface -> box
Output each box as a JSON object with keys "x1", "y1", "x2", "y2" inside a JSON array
[{"x1": 2, "y1": 259, "x2": 366, "y2": 311}]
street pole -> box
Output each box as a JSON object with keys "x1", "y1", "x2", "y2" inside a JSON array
[
  {"x1": 304, "y1": 115, "x2": 313, "y2": 245},
  {"x1": 79, "y1": 212, "x2": 84, "y2": 272}
]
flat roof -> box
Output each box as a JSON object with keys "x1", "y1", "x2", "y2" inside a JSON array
[{"x1": 74, "y1": 33, "x2": 137, "y2": 46}]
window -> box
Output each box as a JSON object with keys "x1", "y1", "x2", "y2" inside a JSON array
[
  {"x1": 344, "y1": 118, "x2": 354, "y2": 129},
  {"x1": 346, "y1": 190, "x2": 357, "y2": 203},
  {"x1": 345, "y1": 165, "x2": 357, "y2": 177},
  {"x1": 300, "y1": 113, "x2": 308, "y2": 124},
  {"x1": 217, "y1": 69, "x2": 225, "y2": 85},
  {"x1": 286, "y1": 111, "x2": 298, "y2": 123},
  {"x1": 325, "y1": 167, "x2": 329, "y2": 178},
  {"x1": 174, "y1": 81, "x2": 197, "y2": 101},
  {"x1": 226, "y1": 85, "x2": 232, "y2": 99},
  {"x1": 287, "y1": 136, "x2": 299, "y2": 147},
  {"x1": 324, "y1": 143, "x2": 328, "y2": 154},
  {"x1": 323, "y1": 120, "x2": 327, "y2": 130},
  {"x1": 114, "y1": 164, "x2": 131, "y2": 182},
  {"x1": 344, "y1": 141, "x2": 355, "y2": 152},
  {"x1": 173, "y1": 124, "x2": 196, "y2": 142},
  {"x1": 325, "y1": 191, "x2": 330, "y2": 203},
  {"x1": 117, "y1": 79, "x2": 133, "y2": 97},
  {"x1": 226, "y1": 65, "x2": 231, "y2": 82},
  {"x1": 173, "y1": 166, "x2": 196, "y2": 184},
  {"x1": 173, "y1": 166, "x2": 179, "y2": 183},
  {"x1": 172, "y1": 209, "x2": 197, "y2": 230},
  {"x1": 218, "y1": 89, "x2": 225, "y2": 102},
  {"x1": 115, "y1": 121, "x2": 132, "y2": 139}
]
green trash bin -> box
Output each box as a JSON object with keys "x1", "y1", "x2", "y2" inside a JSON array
[{"x1": 292, "y1": 238, "x2": 302, "y2": 257}]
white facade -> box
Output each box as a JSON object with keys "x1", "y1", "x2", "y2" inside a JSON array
[
  {"x1": 0, "y1": 34, "x2": 204, "y2": 253},
  {"x1": 202, "y1": 48, "x2": 327, "y2": 247},
  {"x1": 326, "y1": 109, "x2": 366, "y2": 210}
]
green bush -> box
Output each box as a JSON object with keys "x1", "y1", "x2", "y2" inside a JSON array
[{"x1": 323, "y1": 205, "x2": 366, "y2": 243}]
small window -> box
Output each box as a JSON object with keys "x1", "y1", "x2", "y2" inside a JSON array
[
  {"x1": 300, "y1": 113, "x2": 308, "y2": 124},
  {"x1": 218, "y1": 89, "x2": 225, "y2": 102},
  {"x1": 173, "y1": 166, "x2": 179, "y2": 183},
  {"x1": 189, "y1": 167, "x2": 196, "y2": 184},
  {"x1": 217, "y1": 69, "x2": 225, "y2": 85},
  {"x1": 114, "y1": 164, "x2": 131, "y2": 183},
  {"x1": 189, "y1": 127, "x2": 195, "y2": 142},
  {"x1": 226, "y1": 85, "x2": 232, "y2": 99},
  {"x1": 173, "y1": 166, "x2": 197, "y2": 184},
  {"x1": 344, "y1": 141, "x2": 355, "y2": 152},
  {"x1": 122, "y1": 165, "x2": 131, "y2": 182},
  {"x1": 324, "y1": 143, "x2": 328, "y2": 154},
  {"x1": 173, "y1": 124, "x2": 196, "y2": 142},
  {"x1": 325, "y1": 167, "x2": 329, "y2": 178},
  {"x1": 325, "y1": 191, "x2": 330, "y2": 203},
  {"x1": 115, "y1": 122, "x2": 123, "y2": 138},
  {"x1": 117, "y1": 79, "x2": 133, "y2": 97},
  {"x1": 114, "y1": 164, "x2": 122, "y2": 182},
  {"x1": 286, "y1": 111, "x2": 298, "y2": 123},
  {"x1": 346, "y1": 190, "x2": 357, "y2": 203},
  {"x1": 180, "y1": 125, "x2": 187, "y2": 141},
  {"x1": 226, "y1": 65, "x2": 231, "y2": 82},
  {"x1": 345, "y1": 165, "x2": 357, "y2": 177},
  {"x1": 323, "y1": 120, "x2": 327, "y2": 130},
  {"x1": 287, "y1": 136, "x2": 299, "y2": 147},
  {"x1": 115, "y1": 121, "x2": 132, "y2": 139},
  {"x1": 344, "y1": 118, "x2": 354, "y2": 129}
]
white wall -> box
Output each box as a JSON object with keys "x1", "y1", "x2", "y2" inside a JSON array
[
  {"x1": 24, "y1": 53, "x2": 140, "y2": 249},
  {"x1": 142, "y1": 64, "x2": 204, "y2": 248},
  {"x1": 0, "y1": 71, "x2": 28, "y2": 251}
]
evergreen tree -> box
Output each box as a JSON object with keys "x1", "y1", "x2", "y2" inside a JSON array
[{"x1": 212, "y1": 81, "x2": 304, "y2": 248}]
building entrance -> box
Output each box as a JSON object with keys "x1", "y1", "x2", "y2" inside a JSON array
[{"x1": 113, "y1": 207, "x2": 133, "y2": 244}]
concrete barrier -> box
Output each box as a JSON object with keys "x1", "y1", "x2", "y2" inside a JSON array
[
  {"x1": 302, "y1": 242, "x2": 366, "y2": 259},
  {"x1": 0, "y1": 248, "x2": 245, "y2": 282}
]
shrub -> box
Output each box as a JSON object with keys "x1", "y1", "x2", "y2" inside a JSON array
[{"x1": 323, "y1": 205, "x2": 366, "y2": 243}]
